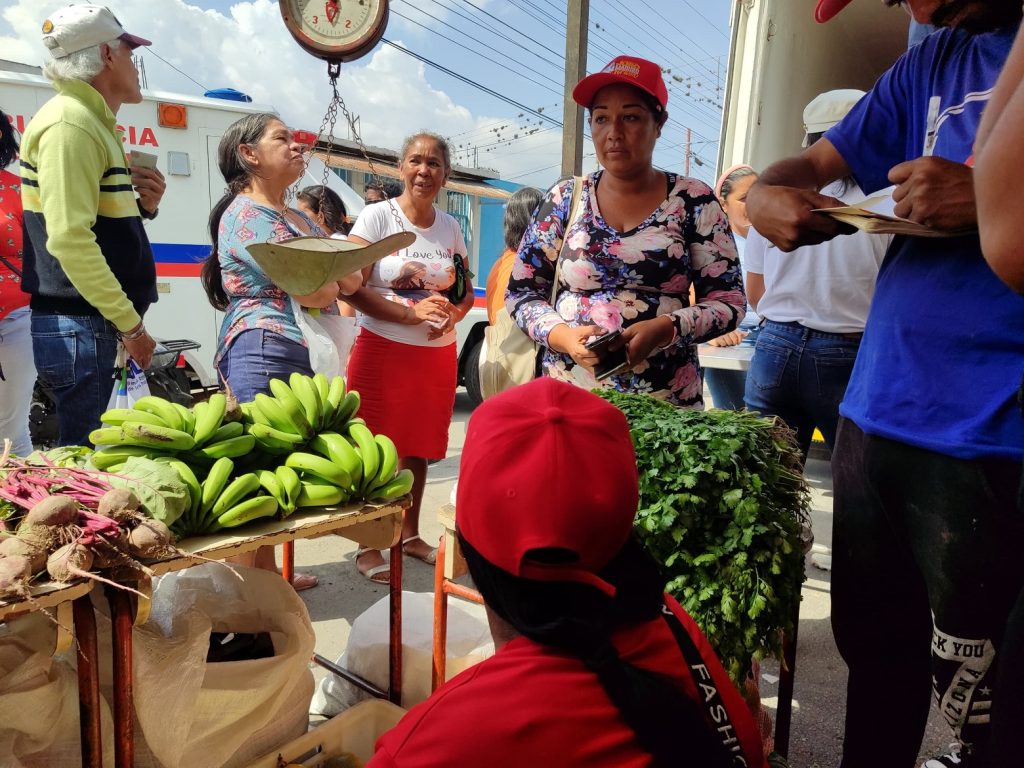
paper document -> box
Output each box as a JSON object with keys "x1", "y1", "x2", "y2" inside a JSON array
[{"x1": 813, "y1": 187, "x2": 974, "y2": 238}]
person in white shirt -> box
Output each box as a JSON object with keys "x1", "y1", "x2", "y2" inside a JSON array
[{"x1": 743, "y1": 90, "x2": 889, "y2": 459}]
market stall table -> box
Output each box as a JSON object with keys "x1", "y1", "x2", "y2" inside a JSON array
[
  {"x1": 0, "y1": 580, "x2": 103, "y2": 768},
  {"x1": 104, "y1": 498, "x2": 409, "y2": 768}
]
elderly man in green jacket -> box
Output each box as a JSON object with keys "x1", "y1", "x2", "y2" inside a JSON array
[{"x1": 21, "y1": 4, "x2": 166, "y2": 446}]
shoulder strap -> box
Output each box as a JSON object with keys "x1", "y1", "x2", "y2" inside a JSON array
[
  {"x1": 550, "y1": 175, "x2": 584, "y2": 305},
  {"x1": 661, "y1": 604, "x2": 749, "y2": 767}
]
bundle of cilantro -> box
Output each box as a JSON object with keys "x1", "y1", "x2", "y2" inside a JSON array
[{"x1": 597, "y1": 390, "x2": 810, "y2": 686}]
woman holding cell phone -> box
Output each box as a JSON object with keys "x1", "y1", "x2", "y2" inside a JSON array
[{"x1": 506, "y1": 56, "x2": 745, "y2": 407}]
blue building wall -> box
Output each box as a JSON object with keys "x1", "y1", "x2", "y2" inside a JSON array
[{"x1": 477, "y1": 178, "x2": 524, "y2": 285}]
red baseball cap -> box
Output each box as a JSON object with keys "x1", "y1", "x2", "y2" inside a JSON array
[
  {"x1": 572, "y1": 55, "x2": 669, "y2": 112},
  {"x1": 456, "y1": 379, "x2": 639, "y2": 597},
  {"x1": 815, "y1": 0, "x2": 855, "y2": 22}
]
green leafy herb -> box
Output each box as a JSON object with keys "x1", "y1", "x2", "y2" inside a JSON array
[{"x1": 597, "y1": 390, "x2": 810, "y2": 686}]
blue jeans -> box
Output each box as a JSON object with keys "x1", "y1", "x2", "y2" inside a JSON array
[
  {"x1": 743, "y1": 320, "x2": 861, "y2": 458},
  {"x1": 219, "y1": 329, "x2": 312, "y2": 404},
  {"x1": 31, "y1": 312, "x2": 119, "y2": 447}
]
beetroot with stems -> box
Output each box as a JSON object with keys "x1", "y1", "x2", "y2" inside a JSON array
[
  {"x1": 0, "y1": 554, "x2": 33, "y2": 598},
  {"x1": 125, "y1": 518, "x2": 175, "y2": 560},
  {"x1": 0, "y1": 536, "x2": 47, "y2": 575},
  {"x1": 97, "y1": 488, "x2": 141, "y2": 525},
  {"x1": 23, "y1": 495, "x2": 79, "y2": 528}
]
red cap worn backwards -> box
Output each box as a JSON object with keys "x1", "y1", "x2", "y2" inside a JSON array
[
  {"x1": 572, "y1": 55, "x2": 668, "y2": 112},
  {"x1": 455, "y1": 379, "x2": 639, "y2": 598}
]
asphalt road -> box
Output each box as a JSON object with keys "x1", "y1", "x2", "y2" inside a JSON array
[{"x1": 294, "y1": 388, "x2": 955, "y2": 767}]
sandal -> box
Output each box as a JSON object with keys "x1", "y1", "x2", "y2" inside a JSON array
[
  {"x1": 356, "y1": 548, "x2": 390, "y2": 585},
  {"x1": 290, "y1": 572, "x2": 319, "y2": 592},
  {"x1": 402, "y1": 536, "x2": 438, "y2": 566}
]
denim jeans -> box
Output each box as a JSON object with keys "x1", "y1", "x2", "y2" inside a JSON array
[
  {"x1": 31, "y1": 311, "x2": 119, "y2": 447},
  {"x1": 0, "y1": 307, "x2": 37, "y2": 455},
  {"x1": 743, "y1": 320, "x2": 860, "y2": 458},
  {"x1": 218, "y1": 328, "x2": 312, "y2": 404},
  {"x1": 832, "y1": 418, "x2": 1024, "y2": 768}
]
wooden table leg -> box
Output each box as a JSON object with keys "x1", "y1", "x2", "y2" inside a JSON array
[
  {"x1": 281, "y1": 540, "x2": 295, "y2": 584},
  {"x1": 774, "y1": 607, "x2": 800, "y2": 758},
  {"x1": 388, "y1": 536, "x2": 403, "y2": 705},
  {"x1": 431, "y1": 536, "x2": 449, "y2": 692},
  {"x1": 106, "y1": 586, "x2": 135, "y2": 768},
  {"x1": 72, "y1": 596, "x2": 103, "y2": 768}
]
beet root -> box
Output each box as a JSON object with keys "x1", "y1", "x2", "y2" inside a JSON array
[
  {"x1": 97, "y1": 488, "x2": 142, "y2": 525},
  {"x1": 125, "y1": 519, "x2": 175, "y2": 560},
  {"x1": 0, "y1": 536, "x2": 47, "y2": 575},
  {"x1": 47, "y1": 543, "x2": 94, "y2": 583},
  {"x1": 24, "y1": 495, "x2": 80, "y2": 528},
  {"x1": 0, "y1": 554, "x2": 33, "y2": 598}
]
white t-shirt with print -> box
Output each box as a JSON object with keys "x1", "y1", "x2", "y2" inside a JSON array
[
  {"x1": 349, "y1": 200, "x2": 468, "y2": 347},
  {"x1": 744, "y1": 181, "x2": 891, "y2": 334}
]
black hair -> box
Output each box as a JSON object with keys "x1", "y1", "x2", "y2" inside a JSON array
[
  {"x1": 298, "y1": 185, "x2": 349, "y2": 235},
  {"x1": 718, "y1": 166, "x2": 758, "y2": 202},
  {"x1": 929, "y1": 0, "x2": 1021, "y2": 32},
  {"x1": 459, "y1": 532, "x2": 735, "y2": 768},
  {"x1": 201, "y1": 112, "x2": 278, "y2": 311},
  {"x1": 0, "y1": 109, "x2": 18, "y2": 170},
  {"x1": 503, "y1": 187, "x2": 544, "y2": 250}
]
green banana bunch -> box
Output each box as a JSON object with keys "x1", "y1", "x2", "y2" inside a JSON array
[
  {"x1": 90, "y1": 422, "x2": 196, "y2": 452},
  {"x1": 368, "y1": 468, "x2": 415, "y2": 501}
]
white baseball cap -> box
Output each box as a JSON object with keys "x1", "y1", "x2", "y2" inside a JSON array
[
  {"x1": 802, "y1": 89, "x2": 866, "y2": 147},
  {"x1": 41, "y1": 4, "x2": 151, "y2": 59}
]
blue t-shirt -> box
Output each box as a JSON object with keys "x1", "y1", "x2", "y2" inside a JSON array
[{"x1": 827, "y1": 25, "x2": 1024, "y2": 460}]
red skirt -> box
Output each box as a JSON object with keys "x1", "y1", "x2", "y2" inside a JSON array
[{"x1": 346, "y1": 328, "x2": 457, "y2": 460}]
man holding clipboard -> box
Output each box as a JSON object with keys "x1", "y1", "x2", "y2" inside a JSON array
[{"x1": 746, "y1": 2, "x2": 1024, "y2": 767}]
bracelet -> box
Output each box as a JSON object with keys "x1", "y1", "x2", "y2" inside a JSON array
[{"x1": 119, "y1": 323, "x2": 146, "y2": 341}]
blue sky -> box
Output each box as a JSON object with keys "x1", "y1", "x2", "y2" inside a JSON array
[{"x1": 1, "y1": 0, "x2": 732, "y2": 188}]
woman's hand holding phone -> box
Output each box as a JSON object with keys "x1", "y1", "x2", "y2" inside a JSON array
[
  {"x1": 548, "y1": 323, "x2": 604, "y2": 372},
  {"x1": 611, "y1": 316, "x2": 676, "y2": 368}
]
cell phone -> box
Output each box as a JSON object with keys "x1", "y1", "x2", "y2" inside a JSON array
[
  {"x1": 130, "y1": 150, "x2": 158, "y2": 170},
  {"x1": 584, "y1": 330, "x2": 629, "y2": 381}
]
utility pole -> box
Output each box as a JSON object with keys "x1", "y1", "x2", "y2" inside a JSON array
[
  {"x1": 561, "y1": 0, "x2": 589, "y2": 177},
  {"x1": 684, "y1": 127, "x2": 691, "y2": 176}
]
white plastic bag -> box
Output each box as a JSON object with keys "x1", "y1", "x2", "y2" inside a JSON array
[
  {"x1": 0, "y1": 614, "x2": 115, "y2": 767},
  {"x1": 311, "y1": 591, "x2": 494, "y2": 714},
  {"x1": 292, "y1": 298, "x2": 358, "y2": 379},
  {"x1": 125, "y1": 564, "x2": 316, "y2": 768},
  {"x1": 107, "y1": 342, "x2": 150, "y2": 409}
]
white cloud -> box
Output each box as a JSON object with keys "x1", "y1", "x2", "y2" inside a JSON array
[{"x1": 0, "y1": 0, "x2": 566, "y2": 187}]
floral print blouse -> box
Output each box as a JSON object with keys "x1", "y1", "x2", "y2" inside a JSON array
[
  {"x1": 0, "y1": 169, "x2": 27, "y2": 320},
  {"x1": 506, "y1": 171, "x2": 745, "y2": 407},
  {"x1": 215, "y1": 195, "x2": 327, "y2": 363}
]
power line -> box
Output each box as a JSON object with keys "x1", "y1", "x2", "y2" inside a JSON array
[
  {"x1": 143, "y1": 47, "x2": 208, "y2": 91},
  {"x1": 390, "y1": 6, "x2": 563, "y2": 96}
]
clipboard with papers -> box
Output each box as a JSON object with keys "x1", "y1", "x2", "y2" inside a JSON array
[{"x1": 812, "y1": 190, "x2": 975, "y2": 238}]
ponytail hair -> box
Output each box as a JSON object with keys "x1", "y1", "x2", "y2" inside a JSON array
[
  {"x1": 459, "y1": 533, "x2": 735, "y2": 768},
  {"x1": 201, "y1": 112, "x2": 279, "y2": 311}
]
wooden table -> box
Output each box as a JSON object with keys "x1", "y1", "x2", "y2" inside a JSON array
[
  {"x1": 105, "y1": 498, "x2": 409, "y2": 768},
  {"x1": 0, "y1": 580, "x2": 104, "y2": 768}
]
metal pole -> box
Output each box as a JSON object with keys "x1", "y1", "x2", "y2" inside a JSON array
[
  {"x1": 685, "y1": 127, "x2": 692, "y2": 176},
  {"x1": 561, "y1": 0, "x2": 590, "y2": 177}
]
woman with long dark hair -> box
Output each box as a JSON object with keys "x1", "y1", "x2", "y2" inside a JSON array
[
  {"x1": 0, "y1": 107, "x2": 34, "y2": 456},
  {"x1": 368, "y1": 378, "x2": 766, "y2": 767},
  {"x1": 296, "y1": 184, "x2": 350, "y2": 237},
  {"x1": 201, "y1": 113, "x2": 361, "y2": 589}
]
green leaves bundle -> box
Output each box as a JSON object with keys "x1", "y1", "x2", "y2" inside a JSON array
[{"x1": 597, "y1": 390, "x2": 810, "y2": 685}]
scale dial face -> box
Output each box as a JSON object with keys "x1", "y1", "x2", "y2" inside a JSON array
[{"x1": 279, "y1": 0, "x2": 389, "y2": 62}]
